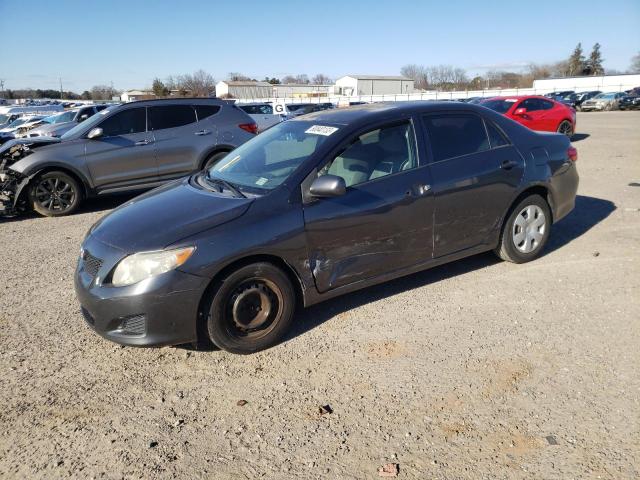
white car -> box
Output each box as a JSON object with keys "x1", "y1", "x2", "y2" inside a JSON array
[
  {"x1": 0, "y1": 115, "x2": 47, "y2": 140},
  {"x1": 237, "y1": 103, "x2": 285, "y2": 132}
]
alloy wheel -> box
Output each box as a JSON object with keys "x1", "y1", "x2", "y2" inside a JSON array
[
  {"x1": 34, "y1": 177, "x2": 76, "y2": 212},
  {"x1": 557, "y1": 121, "x2": 573, "y2": 137}
]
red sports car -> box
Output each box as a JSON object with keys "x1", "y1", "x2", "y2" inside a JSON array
[{"x1": 480, "y1": 95, "x2": 576, "y2": 137}]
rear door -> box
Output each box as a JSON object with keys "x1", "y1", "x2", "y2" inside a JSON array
[
  {"x1": 85, "y1": 107, "x2": 158, "y2": 190},
  {"x1": 302, "y1": 120, "x2": 434, "y2": 292},
  {"x1": 421, "y1": 112, "x2": 523, "y2": 257},
  {"x1": 512, "y1": 98, "x2": 551, "y2": 132},
  {"x1": 149, "y1": 104, "x2": 205, "y2": 179}
]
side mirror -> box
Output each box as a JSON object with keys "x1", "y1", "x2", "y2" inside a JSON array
[
  {"x1": 309, "y1": 174, "x2": 346, "y2": 198},
  {"x1": 514, "y1": 107, "x2": 527, "y2": 116},
  {"x1": 87, "y1": 127, "x2": 103, "y2": 139}
]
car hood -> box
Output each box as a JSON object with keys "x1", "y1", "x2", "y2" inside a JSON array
[
  {"x1": 0, "y1": 136, "x2": 61, "y2": 155},
  {"x1": 31, "y1": 122, "x2": 73, "y2": 134},
  {"x1": 90, "y1": 177, "x2": 254, "y2": 252}
]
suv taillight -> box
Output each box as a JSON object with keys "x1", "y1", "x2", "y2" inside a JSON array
[
  {"x1": 239, "y1": 123, "x2": 258, "y2": 134},
  {"x1": 567, "y1": 146, "x2": 578, "y2": 162}
]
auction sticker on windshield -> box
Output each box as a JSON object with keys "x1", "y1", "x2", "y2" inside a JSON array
[{"x1": 305, "y1": 125, "x2": 338, "y2": 136}]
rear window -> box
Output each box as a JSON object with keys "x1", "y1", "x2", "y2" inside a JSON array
[
  {"x1": 422, "y1": 114, "x2": 490, "y2": 162},
  {"x1": 485, "y1": 121, "x2": 510, "y2": 148},
  {"x1": 149, "y1": 105, "x2": 197, "y2": 130},
  {"x1": 194, "y1": 105, "x2": 220, "y2": 121},
  {"x1": 480, "y1": 99, "x2": 516, "y2": 114},
  {"x1": 240, "y1": 104, "x2": 273, "y2": 115}
]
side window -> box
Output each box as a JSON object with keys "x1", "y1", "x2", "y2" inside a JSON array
[
  {"x1": 194, "y1": 105, "x2": 220, "y2": 121},
  {"x1": 79, "y1": 107, "x2": 95, "y2": 121},
  {"x1": 540, "y1": 99, "x2": 554, "y2": 110},
  {"x1": 149, "y1": 105, "x2": 196, "y2": 130},
  {"x1": 319, "y1": 122, "x2": 417, "y2": 188},
  {"x1": 519, "y1": 98, "x2": 541, "y2": 111},
  {"x1": 485, "y1": 121, "x2": 510, "y2": 148},
  {"x1": 259, "y1": 105, "x2": 273, "y2": 114},
  {"x1": 99, "y1": 108, "x2": 146, "y2": 137},
  {"x1": 422, "y1": 114, "x2": 489, "y2": 162}
]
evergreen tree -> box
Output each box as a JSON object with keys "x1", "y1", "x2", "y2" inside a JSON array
[
  {"x1": 568, "y1": 43, "x2": 586, "y2": 76},
  {"x1": 588, "y1": 43, "x2": 604, "y2": 75}
]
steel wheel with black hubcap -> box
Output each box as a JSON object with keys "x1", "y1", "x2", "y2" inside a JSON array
[
  {"x1": 29, "y1": 171, "x2": 83, "y2": 217},
  {"x1": 494, "y1": 194, "x2": 551, "y2": 263},
  {"x1": 206, "y1": 262, "x2": 295, "y2": 354}
]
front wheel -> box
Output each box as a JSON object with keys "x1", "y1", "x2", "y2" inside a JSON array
[
  {"x1": 29, "y1": 171, "x2": 83, "y2": 217},
  {"x1": 557, "y1": 120, "x2": 573, "y2": 137},
  {"x1": 494, "y1": 194, "x2": 551, "y2": 263},
  {"x1": 206, "y1": 262, "x2": 296, "y2": 354}
]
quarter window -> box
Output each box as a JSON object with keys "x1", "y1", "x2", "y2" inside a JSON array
[
  {"x1": 485, "y1": 121, "x2": 510, "y2": 148},
  {"x1": 99, "y1": 108, "x2": 146, "y2": 136},
  {"x1": 148, "y1": 105, "x2": 197, "y2": 130},
  {"x1": 422, "y1": 114, "x2": 489, "y2": 162},
  {"x1": 194, "y1": 105, "x2": 220, "y2": 121},
  {"x1": 319, "y1": 122, "x2": 417, "y2": 188}
]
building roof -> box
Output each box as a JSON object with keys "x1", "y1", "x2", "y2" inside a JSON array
[
  {"x1": 342, "y1": 75, "x2": 412, "y2": 81},
  {"x1": 219, "y1": 81, "x2": 271, "y2": 87},
  {"x1": 123, "y1": 90, "x2": 155, "y2": 96}
]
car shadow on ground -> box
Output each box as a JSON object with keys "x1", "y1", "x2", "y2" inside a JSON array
[
  {"x1": 283, "y1": 194, "x2": 615, "y2": 345},
  {"x1": 571, "y1": 133, "x2": 590, "y2": 142}
]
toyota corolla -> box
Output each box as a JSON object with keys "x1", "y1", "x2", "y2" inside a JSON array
[{"x1": 75, "y1": 102, "x2": 579, "y2": 354}]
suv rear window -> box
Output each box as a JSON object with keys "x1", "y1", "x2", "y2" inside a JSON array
[
  {"x1": 194, "y1": 105, "x2": 220, "y2": 121},
  {"x1": 422, "y1": 114, "x2": 489, "y2": 162},
  {"x1": 149, "y1": 105, "x2": 197, "y2": 130}
]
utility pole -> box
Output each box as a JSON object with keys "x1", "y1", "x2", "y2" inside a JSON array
[
  {"x1": 59, "y1": 77, "x2": 63, "y2": 100},
  {"x1": 0, "y1": 79, "x2": 5, "y2": 99}
]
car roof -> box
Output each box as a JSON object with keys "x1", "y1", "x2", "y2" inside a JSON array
[
  {"x1": 121, "y1": 97, "x2": 228, "y2": 107},
  {"x1": 292, "y1": 101, "x2": 493, "y2": 125}
]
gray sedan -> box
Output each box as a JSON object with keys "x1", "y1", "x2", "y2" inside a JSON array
[{"x1": 27, "y1": 105, "x2": 108, "y2": 138}]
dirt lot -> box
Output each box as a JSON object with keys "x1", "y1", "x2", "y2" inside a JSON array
[{"x1": 0, "y1": 111, "x2": 638, "y2": 479}]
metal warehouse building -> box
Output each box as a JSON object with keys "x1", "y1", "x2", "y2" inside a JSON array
[
  {"x1": 215, "y1": 81, "x2": 272, "y2": 98},
  {"x1": 334, "y1": 75, "x2": 414, "y2": 96}
]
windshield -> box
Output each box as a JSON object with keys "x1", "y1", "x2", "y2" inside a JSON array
[
  {"x1": 61, "y1": 105, "x2": 116, "y2": 140},
  {"x1": 207, "y1": 121, "x2": 334, "y2": 193},
  {"x1": 0, "y1": 114, "x2": 11, "y2": 124},
  {"x1": 5, "y1": 117, "x2": 30, "y2": 128},
  {"x1": 47, "y1": 110, "x2": 76, "y2": 124},
  {"x1": 480, "y1": 98, "x2": 517, "y2": 113}
]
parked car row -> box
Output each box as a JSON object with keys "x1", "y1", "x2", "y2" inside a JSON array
[
  {"x1": 237, "y1": 101, "x2": 334, "y2": 132},
  {"x1": 544, "y1": 88, "x2": 640, "y2": 111}
]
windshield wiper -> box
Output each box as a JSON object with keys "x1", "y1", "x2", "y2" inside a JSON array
[{"x1": 204, "y1": 172, "x2": 246, "y2": 198}]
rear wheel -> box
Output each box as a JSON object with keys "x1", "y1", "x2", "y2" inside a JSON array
[
  {"x1": 557, "y1": 120, "x2": 573, "y2": 137},
  {"x1": 29, "y1": 171, "x2": 83, "y2": 217},
  {"x1": 203, "y1": 151, "x2": 229, "y2": 170},
  {"x1": 205, "y1": 262, "x2": 296, "y2": 354},
  {"x1": 494, "y1": 194, "x2": 551, "y2": 263}
]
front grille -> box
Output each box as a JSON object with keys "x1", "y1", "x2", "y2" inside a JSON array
[
  {"x1": 83, "y1": 251, "x2": 103, "y2": 277},
  {"x1": 118, "y1": 314, "x2": 146, "y2": 335}
]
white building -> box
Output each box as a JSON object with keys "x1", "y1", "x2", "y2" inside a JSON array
[
  {"x1": 215, "y1": 81, "x2": 272, "y2": 98},
  {"x1": 272, "y1": 84, "x2": 333, "y2": 98},
  {"x1": 533, "y1": 74, "x2": 640, "y2": 93},
  {"x1": 120, "y1": 90, "x2": 155, "y2": 102},
  {"x1": 334, "y1": 75, "x2": 414, "y2": 96}
]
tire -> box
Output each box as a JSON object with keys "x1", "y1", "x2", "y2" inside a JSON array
[
  {"x1": 29, "y1": 171, "x2": 83, "y2": 217},
  {"x1": 557, "y1": 120, "x2": 573, "y2": 138},
  {"x1": 206, "y1": 262, "x2": 296, "y2": 354},
  {"x1": 203, "y1": 151, "x2": 229, "y2": 170},
  {"x1": 494, "y1": 194, "x2": 551, "y2": 264}
]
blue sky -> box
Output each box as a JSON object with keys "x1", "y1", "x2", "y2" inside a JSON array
[{"x1": 1, "y1": 0, "x2": 638, "y2": 92}]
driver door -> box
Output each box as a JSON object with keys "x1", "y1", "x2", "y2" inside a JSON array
[{"x1": 302, "y1": 120, "x2": 434, "y2": 293}]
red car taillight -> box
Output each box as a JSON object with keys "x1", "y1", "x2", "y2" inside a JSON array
[
  {"x1": 567, "y1": 146, "x2": 578, "y2": 162},
  {"x1": 239, "y1": 123, "x2": 258, "y2": 134}
]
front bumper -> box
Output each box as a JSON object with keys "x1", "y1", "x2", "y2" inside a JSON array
[{"x1": 74, "y1": 236, "x2": 209, "y2": 347}]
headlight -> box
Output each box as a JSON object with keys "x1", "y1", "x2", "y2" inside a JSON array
[{"x1": 111, "y1": 247, "x2": 195, "y2": 287}]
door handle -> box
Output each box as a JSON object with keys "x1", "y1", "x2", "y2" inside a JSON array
[
  {"x1": 500, "y1": 160, "x2": 517, "y2": 170},
  {"x1": 195, "y1": 129, "x2": 211, "y2": 136},
  {"x1": 407, "y1": 184, "x2": 431, "y2": 197},
  {"x1": 134, "y1": 139, "x2": 151, "y2": 146}
]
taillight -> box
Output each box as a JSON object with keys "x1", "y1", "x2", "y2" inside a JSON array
[
  {"x1": 567, "y1": 146, "x2": 578, "y2": 162},
  {"x1": 239, "y1": 123, "x2": 258, "y2": 134}
]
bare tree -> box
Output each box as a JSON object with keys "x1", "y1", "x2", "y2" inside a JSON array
[
  {"x1": 630, "y1": 52, "x2": 640, "y2": 73},
  {"x1": 90, "y1": 84, "x2": 117, "y2": 100},
  {"x1": 178, "y1": 70, "x2": 216, "y2": 97},
  {"x1": 400, "y1": 64, "x2": 428, "y2": 90},
  {"x1": 227, "y1": 72, "x2": 252, "y2": 82},
  {"x1": 311, "y1": 73, "x2": 332, "y2": 85}
]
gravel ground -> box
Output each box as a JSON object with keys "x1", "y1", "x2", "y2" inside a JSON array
[{"x1": 0, "y1": 111, "x2": 638, "y2": 479}]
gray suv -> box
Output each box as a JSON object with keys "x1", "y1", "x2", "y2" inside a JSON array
[{"x1": 0, "y1": 98, "x2": 257, "y2": 217}]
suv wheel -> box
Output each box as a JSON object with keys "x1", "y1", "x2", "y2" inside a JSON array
[
  {"x1": 29, "y1": 171, "x2": 83, "y2": 217},
  {"x1": 495, "y1": 194, "x2": 551, "y2": 263},
  {"x1": 205, "y1": 262, "x2": 296, "y2": 354}
]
